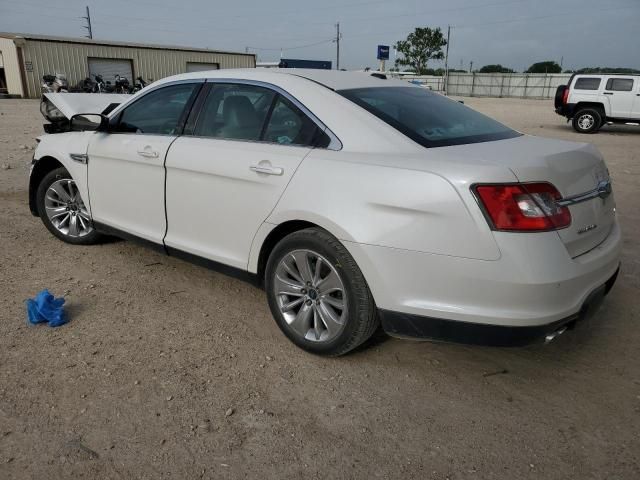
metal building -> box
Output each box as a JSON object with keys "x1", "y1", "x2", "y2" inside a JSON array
[{"x1": 0, "y1": 32, "x2": 255, "y2": 98}]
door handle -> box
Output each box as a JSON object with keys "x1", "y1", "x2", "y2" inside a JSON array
[
  {"x1": 603, "y1": 92, "x2": 613, "y2": 95},
  {"x1": 137, "y1": 148, "x2": 159, "y2": 158},
  {"x1": 250, "y1": 164, "x2": 284, "y2": 176}
]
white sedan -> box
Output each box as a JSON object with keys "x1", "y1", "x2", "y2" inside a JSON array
[{"x1": 31, "y1": 69, "x2": 620, "y2": 355}]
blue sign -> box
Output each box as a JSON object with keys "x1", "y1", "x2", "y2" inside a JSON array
[{"x1": 377, "y1": 45, "x2": 390, "y2": 60}]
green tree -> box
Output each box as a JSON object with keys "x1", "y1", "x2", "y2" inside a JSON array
[
  {"x1": 479, "y1": 64, "x2": 515, "y2": 73},
  {"x1": 526, "y1": 61, "x2": 562, "y2": 73},
  {"x1": 395, "y1": 27, "x2": 447, "y2": 75}
]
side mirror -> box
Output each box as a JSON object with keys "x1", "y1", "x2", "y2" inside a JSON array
[{"x1": 70, "y1": 113, "x2": 108, "y2": 132}]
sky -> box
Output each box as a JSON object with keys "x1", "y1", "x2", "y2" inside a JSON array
[{"x1": 1, "y1": 0, "x2": 639, "y2": 72}]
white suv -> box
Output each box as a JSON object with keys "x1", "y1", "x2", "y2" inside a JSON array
[{"x1": 555, "y1": 74, "x2": 640, "y2": 133}]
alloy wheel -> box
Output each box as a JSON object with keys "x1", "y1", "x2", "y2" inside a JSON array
[
  {"x1": 577, "y1": 114, "x2": 595, "y2": 130},
  {"x1": 273, "y1": 249, "x2": 347, "y2": 343},
  {"x1": 44, "y1": 179, "x2": 93, "y2": 237}
]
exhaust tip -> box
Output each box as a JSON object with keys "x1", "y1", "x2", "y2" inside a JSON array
[{"x1": 544, "y1": 327, "x2": 567, "y2": 344}]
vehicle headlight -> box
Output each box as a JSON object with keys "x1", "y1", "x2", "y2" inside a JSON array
[{"x1": 40, "y1": 97, "x2": 66, "y2": 122}]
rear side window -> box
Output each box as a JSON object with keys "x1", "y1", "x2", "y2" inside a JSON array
[
  {"x1": 339, "y1": 87, "x2": 520, "y2": 148},
  {"x1": 193, "y1": 83, "x2": 328, "y2": 147},
  {"x1": 573, "y1": 78, "x2": 601, "y2": 90},
  {"x1": 605, "y1": 78, "x2": 634, "y2": 91},
  {"x1": 194, "y1": 83, "x2": 276, "y2": 141}
]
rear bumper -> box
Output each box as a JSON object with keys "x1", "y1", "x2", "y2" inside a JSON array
[
  {"x1": 555, "y1": 103, "x2": 576, "y2": 118},
  {"x1": 379, "y1": 266, "x2": 618, "y2": 346},
  {"x1": 344, "y1": 218, "x2": 622, "y2": 330}
]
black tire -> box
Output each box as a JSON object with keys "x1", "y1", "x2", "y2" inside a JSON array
[
  {"x1": 36, "y1": 167, "x2": 102, "y2": 245},
  {"x1": 265, "y1": 228, "x2": 378, "y2": 356},
  {"x1": 572, "y1": 108, "x2": 602, "y2": 134}
]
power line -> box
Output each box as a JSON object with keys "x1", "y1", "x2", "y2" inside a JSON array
[
  {"x1": 246, "y1": 38, "x2": 335, "y2": 52},
  {"x1": 341, "y1": 3, "x2": 639, "y2": 39}
]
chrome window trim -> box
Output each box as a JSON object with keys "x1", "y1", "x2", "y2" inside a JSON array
[
  {"x1": 102, "y1": 77, "x2": 343, "y2": 150},
  {"x1": 199, "y1": 78, "x2": 342, "y2": 151}
]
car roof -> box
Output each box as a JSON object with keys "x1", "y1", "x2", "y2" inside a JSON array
[
  {"x1": 271, "y1": 69, "x2": 411, "y2": 90},
  {"x1": 573, "y1": 73, "x2": 640, "y2": 78},
  {"x1": 154, "y1": 68, "x2": 412, "y2": 91}
]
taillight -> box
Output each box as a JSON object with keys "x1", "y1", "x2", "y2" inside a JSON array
[
  {"x1": 562, "y1": 87, "x2": 569, "y2": 105},
  {"x1": 473, "y1": 183, "x2": 571, "y2": 232}
]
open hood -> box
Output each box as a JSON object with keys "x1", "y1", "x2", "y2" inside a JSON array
[{"x1": 41, "y1": 93, "x2": 131, "y2": 132}]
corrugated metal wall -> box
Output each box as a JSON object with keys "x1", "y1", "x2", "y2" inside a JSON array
[
  {"x1": 0, "y1": 37, "x2": 23, "y2": 96},
  {"x1": 18, "y1": 39, "x2": 254, "y2": 98}
]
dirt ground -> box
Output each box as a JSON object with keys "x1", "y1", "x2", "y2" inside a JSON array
[{"x1": 0, "y1": 96, "x2": 638, "y2": 480}]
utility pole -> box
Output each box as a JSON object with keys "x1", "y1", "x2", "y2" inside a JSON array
[
  {"x1": 81, "y1": 6, "x2": 93, "y2": 39},
  {"x1": 335, "y1": 22, "x2": 341, "y2": 70},
  {"x1": 469, "y1": 60, "x2": 473, "y2": 73},
  {"x1": 443, "y1": 25, "x2": 451, "y2": 95}
]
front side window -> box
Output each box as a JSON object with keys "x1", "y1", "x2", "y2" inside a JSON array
[
  {"x1": 339, "y1": 87, "x2": 520, "y2": 148},
  {"x1": 115, "y1": 83, "x2": 198, "y2": 135},
  {"x1": 605, "y1": 78, "x2": 634, "y2": 92},
  {"x1": 194, "y1": 84, "x2": 275, "y2": 141},
  {"x1": 574, "y1": 77, "x2": 601, "y2": 90}
]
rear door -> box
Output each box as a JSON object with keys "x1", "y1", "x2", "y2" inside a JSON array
[
  {"x1": 603, "y1": 77, "x2": 636, "y2": 118},
  {"x1": 87, "y1": 81, "x2": 201, "y2": 242},
  {"x1": 164, "y1": 82, "x2": 328, "y2": 269}
]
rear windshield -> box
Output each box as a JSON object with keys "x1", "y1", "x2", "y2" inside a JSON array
[{"x1": 338, "y1": 87, "x2": 520, "y2": 148}]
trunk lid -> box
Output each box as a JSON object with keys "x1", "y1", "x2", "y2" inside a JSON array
[{"x1": 448, "y1": 134, "x2": 616, "y2": 258}]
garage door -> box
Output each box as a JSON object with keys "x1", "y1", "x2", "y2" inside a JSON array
[
  {"x1": 88, "y1": 58, "x2": 133, "y2": 83},
  {"x1": 186, "y1": 62, "x2": 219, "y2": 73}
]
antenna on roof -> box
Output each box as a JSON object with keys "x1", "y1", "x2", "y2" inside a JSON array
[{"x1": 81, "y1": 6, "x2": 93, "y2": 39}]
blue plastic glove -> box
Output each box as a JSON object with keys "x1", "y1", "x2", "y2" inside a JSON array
[{"x1": 26, "y1": 289, "x2": 67, "y2": 327}]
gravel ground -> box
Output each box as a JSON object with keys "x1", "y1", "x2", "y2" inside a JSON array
[{"x1": 0, "y1": 97, "x2": 638, "y2": 480}]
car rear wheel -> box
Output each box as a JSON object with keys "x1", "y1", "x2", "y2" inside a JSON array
[
  {"x1": 572, "y1": 108, "x2": 602, "y2": 134},
  {"x1": 36, "y1": 167, "x2": 102, "y2": 245},
  {"x1": 265, "y1": 228, "x2": 378, "y2": 356}
]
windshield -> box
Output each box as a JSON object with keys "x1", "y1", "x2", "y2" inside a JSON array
[{"x1": 338, "y1": 87, "x2": 520, "y2": 148}]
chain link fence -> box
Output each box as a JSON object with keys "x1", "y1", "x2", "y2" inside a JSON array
[{"x1": 402, "y1": 73, "x2": 572, "y2": 99}]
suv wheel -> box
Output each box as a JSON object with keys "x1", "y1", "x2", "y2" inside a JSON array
[
  {"x1": 36, "y1": 167, "x2": 102, "y2": 245},
  {"x1": 572, "y1": 108, "x2": 602, "y2": 134},
  {"x1": 265, "y1": 228, "x2": 378, "y2": 356}
]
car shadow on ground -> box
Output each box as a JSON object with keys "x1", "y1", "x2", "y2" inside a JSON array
[{"x1": 547, "y1": 123, "x2": 640, "y2": 135}]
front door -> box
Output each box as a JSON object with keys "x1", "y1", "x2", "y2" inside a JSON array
[
  {"x1": 164, "y1": 82, "x2": 328, "y2": 269},
  {"x1": 87, "y1": 82, "x2": 200, "y2": 243}
]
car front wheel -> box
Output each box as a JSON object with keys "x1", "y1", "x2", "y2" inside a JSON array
[
  {"x1": 265, "y1": 228, "x2": 378, "y2": 356},
  {"x1": 36, "y1": 167, "x2": 101, "y2": 245}
]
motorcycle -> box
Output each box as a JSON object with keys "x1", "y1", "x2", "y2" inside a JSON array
[
  {"x1": 75, "y1": 77, "x2": 94, "y2": 93},
  {"x1": 92, "y1": 74, "x2": 111, "y2": 93},
  {"x1": 114, "y1": 74, "x2": 131, "y2": 94},
  {"x1": 41, "y1": 73, "x2": 68, "y2": 93},
  {"x1": 133, "y1": 76, "x2": 152, "y2": 92}
]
